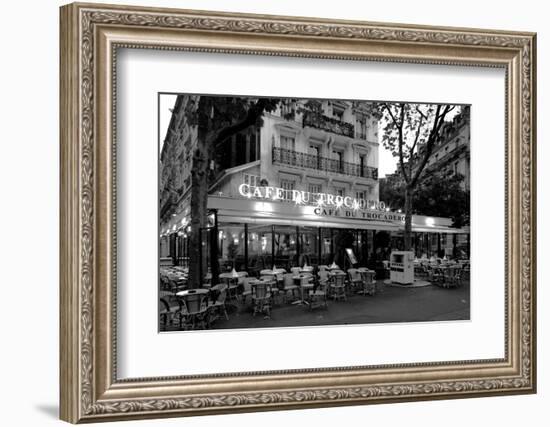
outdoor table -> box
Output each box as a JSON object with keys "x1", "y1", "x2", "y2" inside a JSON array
[
  {"x1": 291, "y1": 275, "x2": 314, "y2": 305},
  {"x1": 249, "y1": 278, "x2": 276, "y2": 299},
  {"x1": 219, "y1": 271, "x2": 246, "y2": 300},
  {"x1": 176, "y1": 288, "x2": 212, "y2": 313},
  {"x1": 249, "y1": 277, "x2": 276, "y2": 285},
  {"x1": 249, "y1": 278, "x2": 275, "y2": 287},
  {"x1": 176, "y1": 288, "x2": 209, "y2": 298},
  {"x1": 219, "y1": 272, "x2": 247, "y2": 279},
  {"x1": 260, "y1": 269, "x2": 285, "y2": 286},
  {"x1": 163, "y1": 271, "x2": 187, "y2": 291},
  {"x1": 260, "y1": 269, "x2": 276, "y2": 276}
]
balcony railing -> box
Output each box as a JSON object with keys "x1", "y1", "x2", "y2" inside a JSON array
[
  {"x1": 272, "y1": 147, "x2": 378, "y2": 180},
  {"x1": 302, "y1": 111, "x2": 355, "y2": 138}
]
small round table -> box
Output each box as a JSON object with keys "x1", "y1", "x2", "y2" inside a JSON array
[{"x1": 176, "y1": 288, "x2": 209, "y2": 298}]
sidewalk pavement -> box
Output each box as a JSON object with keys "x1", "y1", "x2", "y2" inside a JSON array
[{"x1": 162, "y1": 279, "x2": 470, "y2": 331}]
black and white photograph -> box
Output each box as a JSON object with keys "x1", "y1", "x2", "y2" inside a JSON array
[{"x1": 158, "y1": 94, "x2": 471, "y2": 332}]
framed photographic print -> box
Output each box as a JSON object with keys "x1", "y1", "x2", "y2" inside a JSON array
[{"x1": 59, "y1": 2, "x2": 537, "y2": 423}]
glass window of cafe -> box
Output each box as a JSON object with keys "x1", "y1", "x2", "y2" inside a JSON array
[
  {"x1": 247, "y1": 224, "x2": 272, "y2": 276},
  {"x1": 218, "y1": 223, "x2": 246, "y2": 272},
  {"x1": 299, "y1": 226, "x2": 319, "y2": 266},
  {"x1": 411, "y1": 232, "x2": 470, "y2": 259},
  {"x1": 209, "y1": 222, "x2": 470, "y2": 275},
  {"x1": 273, "y1": 225, "x2": 297, "y2": 270}
]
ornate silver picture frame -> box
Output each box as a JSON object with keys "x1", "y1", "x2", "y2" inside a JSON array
[{"x1": 60, "y1": 2, "x2": 536, "y2": 423}]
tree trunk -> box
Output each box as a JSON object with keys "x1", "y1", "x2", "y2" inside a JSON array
[
  {"x1": 187, "y1": 141, "x2": 209, "y2": 289},
  {"x1": 404, "y1": 186, "x2": 413, "y2": 251}
]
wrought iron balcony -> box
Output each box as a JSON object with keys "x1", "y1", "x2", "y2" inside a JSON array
[
  {"x1": 272, "y1": 147, "x2": 378, "y2": 180},
  {"x1": 302, "y1": 111, "x2": 355, "y2": 138}
]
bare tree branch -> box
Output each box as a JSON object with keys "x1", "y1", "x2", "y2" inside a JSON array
[
  {"x1": 416, "y1": 106, "x2": 427, "y2": 120},
  {"x1": 410, "y1": 113, "x2": 424, "y2": 157},
  {"x1": 396, "y1": 104, "x2": 411, "y2": 184},
  {"x1": 409, "y1": 104, "x2": 453, "y2": 188},
  {"x1": 383, "y1": 103, "x2": 400, "y2": 128}
]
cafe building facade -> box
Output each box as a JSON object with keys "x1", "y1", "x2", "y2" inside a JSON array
[{"x1": 160, "y1": 97, "x2": 470, "y2": 275}]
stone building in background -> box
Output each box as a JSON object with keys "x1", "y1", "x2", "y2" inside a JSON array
[{"x1": 411, "y1": 105, "x2": 470, "y2": 190}]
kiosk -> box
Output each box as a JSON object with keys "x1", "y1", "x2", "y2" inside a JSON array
[{"x1": 390, "y1": 251, "x2": 414, "y2": 284}]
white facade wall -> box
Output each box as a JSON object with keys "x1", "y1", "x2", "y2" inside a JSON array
[{"x1": 253, "y1": 100, "x2": 380, "y2": 201}]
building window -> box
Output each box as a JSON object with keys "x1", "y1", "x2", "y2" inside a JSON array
[
  {"x1": 333, "y1": 150, "x2": 344, "y2": 173},
  {"x1": 355, "y1": 191, "x2": 366, "y2": 200},
  {"x1": 359, "y1": 154, "x2": 366, "y2": 177},
  {"x1": 244, "y1": 173, "x2": 260, "y2": 187},
  {"x1": 309, "y1": 144, "x2": 320, "y2": 157},
  {"x1": 356, "y1": 116, "x2": 367, "y2": 139},
  {"x1": 335, "y1": 187, "x2": 345, "y2": 197},
  {"x1": 333, "y1": 106, "x2": 344, "y2": 121},
  {"x1": 280, "y1": 179, "x2": 295, "y2": 201},
  {"x1": 308, "y1": 183, "x2": 322, "y2": 194},
  {"x1": 308, "y1": 144, "x2": 321, "y2": 169},
  {"x1": 280, "y1": 135, "x2": 295, "y2": 151}
]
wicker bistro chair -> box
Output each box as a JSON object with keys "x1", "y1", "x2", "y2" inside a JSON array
[
  {"x1": 160, "y1": 275, "x2": 172, "y2": 292},
  {"x1": 442, "y1": 265, "x2": 464, "y2": 288},
  {"x1": 296, "y1": 274, "x2": 314, "y2": 303},
  {"x1": 358, "y1": 270, "x2": 376, "y2": 296},
  {"x1": 259, "y1": 277, "x2": 280, "y2": 305},
  {"x1": 308, "y1": 281, "x2": 328, "y2": 310},
  {"x1": 454, "y1": 265, "x2": 465, "y2": 286},
  {"x1": 210, "y1": 286, "x2": 229, "y2": 323},
  {"x1": 428, "y1": 265, "x2": 445, "y2": 285},
  {"x1": 240, "y1": 277, "x2": 254, "y2": 304},
  {"x1": 251, "y1": 281, "x2": 273, "y2": 318},
  {"x1": 282, "y1": 273, "x2": 299, "y2": 303},
  {"x1": 441, "y1": 267, "x2": 455, "y2": 288},
  {"x1": 347, "y1": 268, "x2": 363, "y2": 294},
  {"x1": 329, "y1": 273, "x2": 347, "y2": 302},
  {"x1": 457, "y1": 265, "x2": 468, "y2": 286},
  {"x1": 318, "y1": 270, "x2": 329, "y2": 286},
  {"x1": 159, "y1": 297, "x2": 178, "y2": 328},
  {"x1": 178, "y1": 292, "x2": 210, "y2": 330},
  {"x1": 413, "y1": 263, "x2": 428, "y2": 278}
]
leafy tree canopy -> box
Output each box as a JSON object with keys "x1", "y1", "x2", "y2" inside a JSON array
[
  {"x1": 379, "y1": 173, "x2": 470, "y2": 228},
  {"x1": 375, "y1": 102, "x2": 459, "y2": 187}
]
